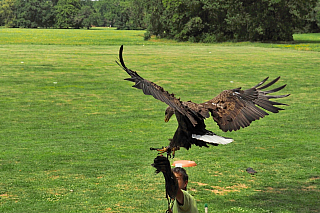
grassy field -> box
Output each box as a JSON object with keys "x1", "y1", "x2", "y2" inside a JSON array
[{"x1": 0, "y1": 28, "x2": 319, "y2": 212}]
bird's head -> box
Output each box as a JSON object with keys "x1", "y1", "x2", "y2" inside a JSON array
[{"x1": 165, "y1": 106, "x2": 175, "y2": 122}]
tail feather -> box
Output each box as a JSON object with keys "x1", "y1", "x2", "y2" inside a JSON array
[{"x1": 192, "y1": 134, "x2": 234, "y2": 145}]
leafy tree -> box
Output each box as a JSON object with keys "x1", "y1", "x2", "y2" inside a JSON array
[
  {"x1": 93, "y1": 0, "x2": 146, "y2": 29},
  {"x1": 117, "y1": 0, "x2": 146, "y2": 29},
  {"x1": 13, "y1": 0, "x2": 55, "y2": 28},
  {"x1": 74, "y1": 5, "x2": 99, "y2": 29},
  {"x1": 304, "y1": 0, "x2": 320, "y2": 32},
  {"x1": 145, "y1": 0, "x2": 318, "y2": 42},
  {"x1": 316, "y1": 1, "x2": 320, "y2": 27},
  {"x1": 94, "y1": 0, "x2": 122, "y2": 27},
  {"x1": 0, "y1": 0, "x2": 16, "y2": 27},
  {"x1": 1, "y1": 0, "x2": 318, "y2": 37},
  {"x1": 54, "y1": 0, "x2": 82, "y2": 28},
  {"x1": 143, "y1": 0, "x2": 165, "y2": 39}
]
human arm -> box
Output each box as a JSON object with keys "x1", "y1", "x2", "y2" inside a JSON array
[
  {"x1": 175, "y1": 188, "x2": 184, "y2": 205},
  {"x1": 151, "y1": 156, "x2": 179, "y2": 200}
]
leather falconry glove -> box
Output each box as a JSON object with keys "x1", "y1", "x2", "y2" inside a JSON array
[{"x1": 152, "y1": 156, "x2": 179, "y2": 200}]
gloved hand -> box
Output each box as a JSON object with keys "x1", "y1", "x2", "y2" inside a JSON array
[{"x1": 152, "y1": 156, "x2": 179, "y2": 200}]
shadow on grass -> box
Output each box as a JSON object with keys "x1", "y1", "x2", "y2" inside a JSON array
[
  {"x1": 260, "y1": 40, "x2": 320, "y2": 44},
  {"x1": 88, "y1": 27, "x2": 112, "y2": 30},
  {"x1": 225, "y1": 180, "x2": 320, "y2": 212},
  {"x1": 294, "y1": 40, "x2": 320, "y2": 44},
  {"x1": 293, "y1": 33, "x2": 320, "y2": 44},
  {"x1": 253, "y1": 33, "x2": 320, "y2": 44}
]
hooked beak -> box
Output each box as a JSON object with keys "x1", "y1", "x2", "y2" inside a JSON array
[{"x1": 165, "y1": 115, "x2": 170, "y2": 122}]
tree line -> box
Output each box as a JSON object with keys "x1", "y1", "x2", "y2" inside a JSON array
[{"x1": 0, "y1": 0, "x2": 320, "y2": 42}]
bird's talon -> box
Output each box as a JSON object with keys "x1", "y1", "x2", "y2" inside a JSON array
[{"x1": 150, "y1": 146, "x2": 169, "y2": 156}]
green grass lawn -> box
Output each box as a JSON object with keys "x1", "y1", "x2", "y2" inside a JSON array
[{"x1": 0, "y1": 28, "x2": 319, "y2": 212}]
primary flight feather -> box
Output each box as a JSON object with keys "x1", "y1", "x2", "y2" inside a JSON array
[{"x1": 116, "y1": 45, "x2": 290, "y2": 157}]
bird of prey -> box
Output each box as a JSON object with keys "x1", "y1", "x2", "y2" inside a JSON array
[{"x1": 116, "y1": 45, "x2": 289, "y2": 157}]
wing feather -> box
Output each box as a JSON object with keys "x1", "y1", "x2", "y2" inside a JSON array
[
  {"x1": 203, "y1": 77, "x2": 289, "y2": 132},
  {"x1": 116, "y1": 45, "x2": 199, "y2": 126},
  {"x1": 255, "y1": 76, "x2": 279, "y2": 90},
  {"x1": 117, "y1": 46, "x2": 289, "y2": 155}
]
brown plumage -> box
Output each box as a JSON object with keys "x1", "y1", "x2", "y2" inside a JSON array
[{"x1": 116, "y1": 45, "x2": 290, "y2": 157}]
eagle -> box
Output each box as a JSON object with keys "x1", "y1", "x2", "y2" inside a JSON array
[{"x1": 116, "y1": 45, "x2": 290, "y2": 157}]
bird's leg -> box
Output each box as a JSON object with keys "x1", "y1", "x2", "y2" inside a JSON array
[
  {"x1": 150, "y1": 146, "x2": 172, "y2": 157},
  {"x1": 150, "y1": 146, "x2": 166, "y2": 154},
  {"x1": 171, "y1": 147, "x2": 180, "y2": 158}
]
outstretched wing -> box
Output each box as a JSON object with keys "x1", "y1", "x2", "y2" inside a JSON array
[
  {"x1": 116, "y1": 45, "x2": 199, "y2": 126},
  {"x1": 202, "y1": 77, "x2": 290, "y2": 132}
]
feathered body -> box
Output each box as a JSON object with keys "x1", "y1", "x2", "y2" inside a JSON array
[{"x1": 116, "y1": 45, "x2": 290, "y2": 156}]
